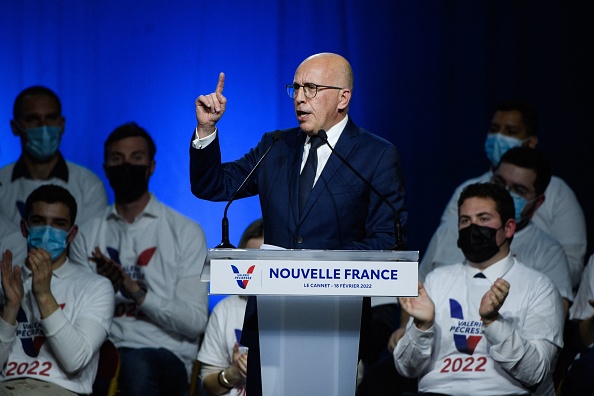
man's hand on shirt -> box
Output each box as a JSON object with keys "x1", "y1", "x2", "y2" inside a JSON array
[
  {"x1": 90, "y1": 247, "x2": 125, "y2": 292},
  {"x1": 195, "y1": 72, "x2": 227, "y2": 138},
  {"x1": 479, "y1": 278, "x2": 510, "y2": 326}
]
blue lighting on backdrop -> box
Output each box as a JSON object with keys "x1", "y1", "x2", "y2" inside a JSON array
[{"x1": 2, "y1": 1, "x2": 593, "y2": 312}]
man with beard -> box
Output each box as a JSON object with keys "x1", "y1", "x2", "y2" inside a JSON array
[
  {"x1": 69, "y1": 123, "x2": 209, "y2": 396},
  {"x1": 394, "y1": 183, "x2": 563, "y2": 396}
]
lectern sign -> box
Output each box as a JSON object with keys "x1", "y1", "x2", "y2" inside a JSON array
[{"x1": 210, "y1": 259, "x2": 418, "y2": 296}]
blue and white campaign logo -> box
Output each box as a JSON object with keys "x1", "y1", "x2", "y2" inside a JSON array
[{"x1": 231, "y1": 264, "x2": 255, "y2": 289}]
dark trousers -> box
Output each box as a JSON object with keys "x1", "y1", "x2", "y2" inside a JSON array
[{"x1": 118, "y1": 347, "x2": 187, "y2": 396}]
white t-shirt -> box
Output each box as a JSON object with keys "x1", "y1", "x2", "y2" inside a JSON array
[
  {"x1": 394, "y1": 255, "x2": 564, "y2": 395},
  {"x1": 0, "y1": 217, "x2": 26, "y2": 268},
  {"x1": 69, "y1": 194, "x2": 209, "y2": 379},
  {"x1": 0, "y1": 260, "x2": 114, "y2": 394},
  {"x1": 569, "y1": 254, "x2": 594, "y2": 321},
  {"x1": 0, "y1": 214, "x2": 18, "y2": 241},
  {"x1": 197, "y1": 295, "x2": 248, "y2": 396},
  {"x1": 0, "y1": 158, "x2": 107, "y2": 227},
  {"x1": 438, "y1": 171, "x2": 586, "y2": 288}
]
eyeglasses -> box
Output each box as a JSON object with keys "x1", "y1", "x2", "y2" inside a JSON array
[
  {"x1": 491, "y1": 176, "x2": 536, "y2": 198},
  {"x1": 286, "y1": 83, "x2": 344, "y2": 99}
]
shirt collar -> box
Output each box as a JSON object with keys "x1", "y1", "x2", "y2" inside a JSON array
[
  {"x1": 466, "y1": 253, "x2": 515, "y2": 283},
  {"x1": 11, "y1": 152, "x2": 69, "y2": 182},
  {"x1": 107, "y1": 192, "x2": 160, "y2": 222},
  {"x1": 305, "y1": 115, "x2": 348, "y2": 148}
]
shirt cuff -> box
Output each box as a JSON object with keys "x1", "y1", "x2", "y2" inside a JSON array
[
  {"x1": 0, "y1": 317, "x2": 16, "y2": 342},
  {"x1": 482, "y1": 316, "x2": 513, "y2": 345},
  {"x1": 191, "y1": 127, "x2": 217, "y2": 149},
  {"x1": 408, "y1": 321, "x2": 435, "y2": 345},
  {"x1": 41, "y1": 307, "x2": 69, "y2": 337}
]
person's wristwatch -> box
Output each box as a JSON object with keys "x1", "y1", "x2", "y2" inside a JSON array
[{"x1": 124, "y1": 282, "x2": 147, "y2": 304}]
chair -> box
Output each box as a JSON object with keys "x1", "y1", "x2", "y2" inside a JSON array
[
  {"x1": 92, "y1": 339, "x2": 120, "y2": 396},
  {"x1": 188, "y1": 333, "x2": 206, "y2": 396},
  {"x1": 187, "y1": 358, "x2": 203, "y2": 396}
]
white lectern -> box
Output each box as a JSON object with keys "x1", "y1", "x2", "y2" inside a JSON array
[{"x1": 202, "y1": 249, "x2": 418, "y2": 396}]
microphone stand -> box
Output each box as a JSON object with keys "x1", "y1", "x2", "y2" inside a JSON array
[{"x1": 215, "y1": 131, "x2": 282, "y2": 249}]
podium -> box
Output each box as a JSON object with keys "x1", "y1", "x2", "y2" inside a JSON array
[{"x1": 202, "y1": 249, "x2": 418, "y2": 396}]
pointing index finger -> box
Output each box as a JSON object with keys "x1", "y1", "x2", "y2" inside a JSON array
[{"x1": 216, "y1": 72, "x2": 225, "y2": 95}]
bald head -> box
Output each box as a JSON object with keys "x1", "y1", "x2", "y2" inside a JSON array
[
  {"x1": 297, "y1": 53, "x2": 354, "y2": 90},
  {"x1": 292, "y1": 53, "x2": 354, "y2": 134}
]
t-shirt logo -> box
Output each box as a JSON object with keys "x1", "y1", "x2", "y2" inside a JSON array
[
  {"x1": 449, "y1": 299, "x2": 483, "y2": 355},
  {"x1": 106, "y1": 247, "x2": 157, "y2": 267},
  {"x1": 16, "y1": 304, "x2": 64, "y2": 357}
]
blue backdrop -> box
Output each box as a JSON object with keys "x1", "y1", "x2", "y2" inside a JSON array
[{"x1": 2, "y1": 1, "x2": 593, "y2": 309}]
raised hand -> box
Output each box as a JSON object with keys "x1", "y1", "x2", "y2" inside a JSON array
[
  {"x1": 236, "y1": 343, "x2": 248, "y2": 379},
  {"x1": 195, "y1": 72, "x2": 227, "y2": 137},
  {"x1": 90, "y1": 247, "x2": 125, "y2": 292},
  {"x1": 479, "y1": 278, "x2": 510, "y2": 326},
  {"x1": 27, "y1": 248, "x2": 61, "y2": 319},
  {"x1": 27, "y1": 248, "x2": 54, "y2": 301},
  {"x1": 1, "y1": 250, "x2": 23, "y2": 324},
  {"x1": 226, "y1": 342, "x2": 248, "y2": 384},
  {"x1": 387, "y1": 327, "x2": 406, "y2": 352},
  {"x1": 399, "y1": 281, "x2": 435, "y2": 331}
]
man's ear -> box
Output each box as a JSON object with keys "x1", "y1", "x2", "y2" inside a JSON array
[
  {"x1": 67, "y1": 225, "x2": 78, "y2": 244},
  {"x1": 148, "y1": 160, "x2": 156, "y2": 177},
  {"x1": 337, "y1": 88, "x2": 351, "y2": 111},
  {"x1": 533, "y1": 194, "x2": 545, "y2": 210},
  {"x1": 504, "y1": 217, "x2": 516, "y2": 239},
  {"x1": 10, "y1": 120, "x2": 21, "y2": 137},
  {"x1": 59, "y1": 116, "x2": 66, "y2": 136},
  {"x1": 20, "y1": 219, "x2": 28, "y2": 239},
  {"x1": 525, "y1": 136, "x2": 538, "y2": 149}
]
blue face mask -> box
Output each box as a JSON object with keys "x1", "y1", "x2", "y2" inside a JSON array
[
  {"x1": 26, "y1": 225, "x2": 70, "y2": 261},
  {"x1": 484, "y1": 133, "x2": 525, "y2": 167},
  {"x1": 24, "y1": 125, "x2": 63, "y2": 162},
  {"x1": 509, "y1": 191, "x2": 527, "y2": 222}
]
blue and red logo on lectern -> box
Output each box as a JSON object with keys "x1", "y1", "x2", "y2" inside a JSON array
[{"x1": 231, "y1": 265, "x2": 256, "y2": 289}]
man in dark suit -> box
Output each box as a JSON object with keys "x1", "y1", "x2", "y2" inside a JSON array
[{"x1": 190, "y1": 52, "x2": 407, "y2": 394}]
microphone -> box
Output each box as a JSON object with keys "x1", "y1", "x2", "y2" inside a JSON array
[
  {"x1": 317, "y1": 130, "x2": 406, "y2": 250},
  {"x1": 216, "y1": 130, "x2": 282, "y2": 248}
]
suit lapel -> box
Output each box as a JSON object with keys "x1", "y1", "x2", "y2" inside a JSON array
[{"x1": 299, "y1": 119, "x2": 359, "y2": 221}]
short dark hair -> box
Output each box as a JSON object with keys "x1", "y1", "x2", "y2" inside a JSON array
[
  {"x1": 458, "y1": 182, "x2": 515, "y2": 225},
  {"x1": 239, "y1": 218, "x2": 264, "y2": 248},
  {"x1": 104, "y1": 122, "x2": 156, "y2": 162},
  {"x1": 25, "y1": 184, "x2": 77, "y2": 226},
  {"x1": 496, "y1": 147, "x2": 552, "y2": 195},
  {"x1": 13, "y1": 86, "x2": 62, "y2": 119},
  {"x1": 494, "y1": 100, "x2": 538, "y2": 136}
]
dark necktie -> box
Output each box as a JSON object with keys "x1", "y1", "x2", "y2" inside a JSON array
[
  {"x1": 474, "y1": 272, "x2": 486, "y2": 279},
  {"x1": 299, "y1": 136, "x2": 324, "y2": 214}
]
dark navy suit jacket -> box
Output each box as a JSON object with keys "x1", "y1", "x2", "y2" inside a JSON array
[{"x1": 190, "y1": 117, "x2": 407, "y2": 394}]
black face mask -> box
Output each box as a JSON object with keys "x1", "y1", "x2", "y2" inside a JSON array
[
  {"x1": 457, "y1": 223, "x2": 504, "y2": 264},
  {"x1": 105, "y1": 163, "x2": 149, "y2": 204}
]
